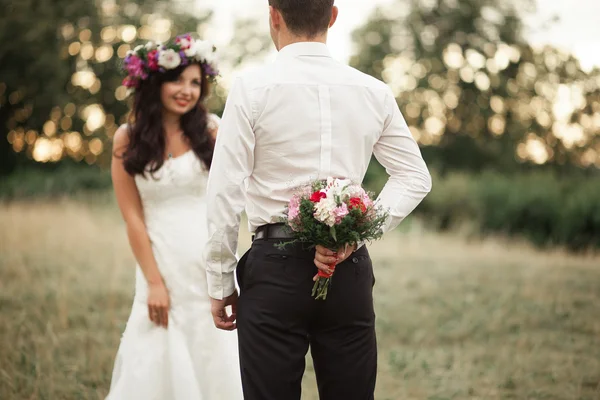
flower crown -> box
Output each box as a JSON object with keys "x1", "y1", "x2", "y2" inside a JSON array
[{"x1": 122, "y1": 33, "x2": 219, "y2": 89}]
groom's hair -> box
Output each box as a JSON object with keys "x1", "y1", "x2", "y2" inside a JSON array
[{"x1": 269, "y1": 0, "x2": 334, "y2": 37}]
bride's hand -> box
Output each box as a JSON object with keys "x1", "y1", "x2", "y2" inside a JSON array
[{"x1": 148, "y1": 282, "x2": 170, "y2": 328}]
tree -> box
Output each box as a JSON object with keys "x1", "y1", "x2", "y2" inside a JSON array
[
  {"x1": 0, "y1": 0, "x2": 211, "y2": 172},
  {"x1": 351, "y1": 0, "x2": 600, "y2": 174},
  {"x1": 0, "y1": 0, "x2": 97, "y2": 173}
]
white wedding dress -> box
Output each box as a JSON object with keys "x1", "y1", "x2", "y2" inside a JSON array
[{"x1": 106, "y1": 148, "x2": 243, "y2": 399}]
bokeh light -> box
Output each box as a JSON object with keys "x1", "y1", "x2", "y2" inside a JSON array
[
  {"x1": 95, "y1": 45, "x2": 114, "y2": 63},
  {"x1": 120, "y1": 25, "x2": 137, "y2": 43},
  {"x1": 82, "y1": 104, "x2": 106, "y2": 132}
]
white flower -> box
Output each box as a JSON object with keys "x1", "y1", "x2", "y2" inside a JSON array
[
  {"x1": 192, "y1": 40, "x2": 214, "y2": 62},
  {"x1": 126, "y1": 50, "x2": 134, "y2": 57},
  {"x1": 346, "y1": 183, "x2": 366, "y2": 199},
  {"x1": 183, "y1": 39, "x2": 198, "y2": 58},
  {"x1": 144, "y1": 41, "x2": 156, "y2": 50},
  {"x1": 203, "y1": 51, "x2": 218, "y2": 66},
  {"x1": 314, "y1": 197, "x2": 338, "y2": 227},
  {"x1": 158, "y1": 49, "x2": 182, "y2": 69},
  {"x1": 134, "y1": 45, "x2": 144, "y2": 53},
  {"x1": 325, "y1": 177, "x2": 352, "y2": 201}
]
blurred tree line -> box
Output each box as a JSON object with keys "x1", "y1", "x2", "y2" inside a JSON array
[
  {"x1": 3, "y1": 0, "x2": 599, "y2": 174},
  {"x1": 352, "y1": 0, "x2": 600, "y2": 176},
  {"x1": 0, "y1": 0, "x2": 270, "y2": 173}
]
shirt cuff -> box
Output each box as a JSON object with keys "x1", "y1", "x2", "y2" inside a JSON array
[{"x1": 207, "y1": 271, "x2": 236, "y2": 300}]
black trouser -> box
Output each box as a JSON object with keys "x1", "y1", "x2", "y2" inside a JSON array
[{"x1": 236, "y1": 238, "x2": 377, "y2": 400}]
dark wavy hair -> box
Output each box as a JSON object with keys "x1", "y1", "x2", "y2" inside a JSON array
[{"x1": 121, "y1": 63, "x2": 213, "y2": 176}]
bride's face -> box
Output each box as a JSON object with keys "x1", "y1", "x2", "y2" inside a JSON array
[{"x1": 160, "y1": 64, "x2": 202, "y2": 116}]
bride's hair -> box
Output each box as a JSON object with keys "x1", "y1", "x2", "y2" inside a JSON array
[{"x1": 121, "y1": 63, "x2": 213, "y2": 176}]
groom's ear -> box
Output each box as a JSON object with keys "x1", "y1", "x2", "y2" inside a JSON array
[
  {"x1": 269, "y1": 6, "x2": 282, "y2": 30},
  {"x1": 329, "y1": 6, "x2": 339, "y2": 29}
]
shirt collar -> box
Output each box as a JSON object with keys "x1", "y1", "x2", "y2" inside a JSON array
[{"x1": 277, "y1": 42, "x2": 331, "y2": 59}]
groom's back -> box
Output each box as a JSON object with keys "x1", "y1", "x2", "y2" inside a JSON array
[
  {"x1": 243, "y1": 42, "x2": 391, "y2": 180},
  {"x1": 232, "y1": 42, "x2": 402, "y2": 230}
]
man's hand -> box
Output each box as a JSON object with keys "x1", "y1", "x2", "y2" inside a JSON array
[
  {"x1": 210, "y1": 290, "x2": 238, "y2": 331},
  {"x1": 313, "y1": 243, "x2": 357, "y2": 281}
]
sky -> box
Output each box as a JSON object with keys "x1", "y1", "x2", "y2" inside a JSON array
[
  {"x1": 199, "y1": 0, "x2": 600, "y2": 72},
  {"x1": 524, "y1": 0, "x2": 600, "y2": 72}
]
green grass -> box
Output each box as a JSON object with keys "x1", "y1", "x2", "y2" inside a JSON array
[
  {"x1": 1, "y1": 197, "x2": 599, "y2": 399},
  {"x1": 0, "y1": 165, "x2": 112, "y2": 200}
]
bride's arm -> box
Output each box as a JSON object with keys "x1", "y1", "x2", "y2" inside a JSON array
[{"x1": 111, "y1": 125, "x2": 169, "y2": 327}]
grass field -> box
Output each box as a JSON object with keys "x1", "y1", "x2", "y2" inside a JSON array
[{"x1": 1, "y1": 197, "x2": 599, "y2": 399}]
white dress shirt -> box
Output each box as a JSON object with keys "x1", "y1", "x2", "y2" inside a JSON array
[{"x1": 205, "y1": 42, "x2": 432, "y2": 299}]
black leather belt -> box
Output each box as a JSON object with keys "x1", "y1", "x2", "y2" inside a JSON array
[{"x1": 253, "y1": 223, "x2": 294, "y2": 241}]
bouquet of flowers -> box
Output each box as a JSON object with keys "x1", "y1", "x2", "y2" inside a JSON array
[{"x1": 278, "y1": 177, "x2": 389, "y2": 300}]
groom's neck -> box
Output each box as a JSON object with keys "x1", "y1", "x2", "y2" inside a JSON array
[{"x1": 276, "y1": 31, "x2": 328, "y2": 51}]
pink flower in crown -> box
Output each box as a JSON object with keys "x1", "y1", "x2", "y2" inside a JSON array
[
  {"x1": 126, "y1": 55, "x2": 145, "y2": 78},
  {"x1": 176, "y1": 34, "x2": 193, "y2": 50},
  {"x1": 147, "y1": 49, "x2": 159, "y2": 71},
  {"x1": 362, "y1": 193, "x2": 374, "y2": 208},
  {"x1": 333, "y1": 203, "x2": 349, "y2": 224}
]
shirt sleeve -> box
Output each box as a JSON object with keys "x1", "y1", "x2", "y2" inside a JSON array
[
  {"x1": 205, "y1": 78, "x2": 255, "y2": 300},
  {"x1": 373, "y1": 88, "x2": 432, "y2": 233}
]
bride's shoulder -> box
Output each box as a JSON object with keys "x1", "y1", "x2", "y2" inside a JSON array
[
  {"x1": 207, "y1": 113, "x2": 221, "y2": 130},
  {"x1": 207, "y1": 113, "x2": 221, "y2": 140},
  {"x1": 113, "y1": 124, "x2": 131, "y2": 152}
]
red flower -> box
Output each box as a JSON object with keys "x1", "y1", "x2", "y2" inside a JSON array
[
  {"x1": 310, "y1": 191, "x2": 327, "y2": 203},
  {"x1": 147, "y1": 50, "x2": 159, "y2": 71},
  {"x1": 349, "y1": 197, "x2": 367, "y2": 213}
]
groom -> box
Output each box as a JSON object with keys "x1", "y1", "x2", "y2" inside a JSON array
[{"x1": 205, "y1": 1, "x2": 431, "y2": 399}]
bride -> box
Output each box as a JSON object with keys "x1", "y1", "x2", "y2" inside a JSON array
[{"x1": 106, "y1": 34, "x2": 242, "y2": 399}]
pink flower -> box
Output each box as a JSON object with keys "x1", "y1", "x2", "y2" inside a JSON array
[
  {"x1": 125, "y1": 55, "x2": 146, "y2": 80},
  {"x1": 176, "y1": 34, "x2": 193, "y2": 50},
  {"x1": 287, "y1": 195, "x2": 301, "y2": 221},
  {"x1": 333, "y1": 203, "x2": 349, "y2": 224},
  {"x1": 299, "y1": 185, "x2": 313, "y2": 197},
  {"x1": 362, "y1": 194, "x2": 374, "y2": 208}
]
